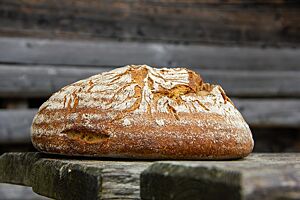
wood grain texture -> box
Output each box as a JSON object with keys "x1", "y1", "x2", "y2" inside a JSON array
[
  {"x1": 233, "y1": 99, "x2": 300, "y2": 128},
  {"x1": 0, "y1": 64, "x2": 107, "y2": 98},
  {"x1": 0, "y1": 1, "x2": 299, "y2": 46},
  {"x1": 1, "y1": 153, "x2": 300, "y2": 200},
  {"x1": 1, "y1": 64, "x2": 300, "y2": 98},
  {"x1": 0, "y1": 37, "x2": 300, "y2": 70},
  {"x1": 0, "y1": 152, "x2": 151, "y2": 200},
  {"x1": 141, "y1": 153, "x2": 300, "y2": 200},
  {"x1": 0, "y1": 109, "x2": 36, "y2": 144},
  {"x1": 0, "y1": 183, "x2": 50, "y2": 200},
  {"x1": 1, "y1": 99, "x2": 300, "y2": 143}
]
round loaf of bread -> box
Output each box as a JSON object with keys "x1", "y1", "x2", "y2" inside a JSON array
[{"x1": 31, "y1": 65, "x2": 254, "y2": 159}]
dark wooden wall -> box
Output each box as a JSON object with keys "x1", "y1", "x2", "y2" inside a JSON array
[
  {"x1": 0, "y1": 0, "x2": 300, "y2": 153},
  {"x1": 0, "y1": 0, "x2": 299, "y2": 46}
]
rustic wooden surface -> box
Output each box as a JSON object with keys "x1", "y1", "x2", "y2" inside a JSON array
[
  {"x1": 141, "y1": 153, "x2": 300, "y2": 200},
  {"x1": 0, "y1": 1, "x2": 299, "y2": 46},
  {"x1": 233, "y1": 99, "x2": 300, "y2": 128},
  {"x1": 1, "y1": 153, "x2": 300, "y2": 200},
  {"x1": 0, "y1": 37, "x2": 300, "y2": 70},
  {"x1": 0, "y1": 109, "x2": 35, "y2": 144},
  {"x1": 0, "y1": 183, "x2": 49, "y2": 200},
  {"x1": 0, "y1": 152, "x2": 152, "y2": 199}
]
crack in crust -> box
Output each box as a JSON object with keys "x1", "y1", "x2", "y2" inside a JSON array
[{"x1": 61, "y1": 128, "x2": 109, "y2": 143}]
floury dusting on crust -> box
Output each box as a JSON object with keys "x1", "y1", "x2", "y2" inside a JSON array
[
  {"x1": 38, "y1": 65, "x2": 239, "y2": 119},
  {"x1": 31, "y1": 64, "x2": 254, "y2": 159}
]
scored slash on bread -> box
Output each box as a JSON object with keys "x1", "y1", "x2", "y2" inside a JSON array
[{"x1": 31, "y1": 65, "x2": 254, "y2": 159}]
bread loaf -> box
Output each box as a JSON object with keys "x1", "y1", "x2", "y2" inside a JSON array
[{"x1": 31, "y1": 65, "x2": 254, "y2": 159}]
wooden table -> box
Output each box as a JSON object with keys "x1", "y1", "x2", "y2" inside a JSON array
[{"x1": 0, "y1": 153, "x2": 300, "y2": 200}]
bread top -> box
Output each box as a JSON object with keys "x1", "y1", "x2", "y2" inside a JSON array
[{"x1": 34, "y1": 65, "x2": 249, "y2": 137}]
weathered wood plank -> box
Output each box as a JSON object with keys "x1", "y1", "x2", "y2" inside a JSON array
[
  {"x1": 0, "y1": 1, "x2": 299, "y2": 46},
  {"x1": 1, "y1": 153, "x2": 300, "y2": 200},
  {"x1": 1, "y1": 64, "x2": 300, "y2": 98},
  {"x1": 0, "y1": 64, "x2": 107, "y2": 98},
  {"x1": 0, "y1": 99, "x2": 299, "y2": 143},
  {"x1": 0, "y1": 183, "x2": 49, "y2": 200},
  {"x1": 0, "y1": 152, "x2": 151, "y2": 200},
  {"x1": 0, "y1": 109, "x2": 35, "y2": 144},
  {"x1": 0, "y1": 37, "x2": 300, "y2": 70},
  {"x1": 141, "y1": 153, "x2": 300, "y2": 200},
  {"x1": 233, "y1": 99, "x2": 300, "y2": 128}
]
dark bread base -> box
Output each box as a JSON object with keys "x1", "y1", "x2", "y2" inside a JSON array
[{"x1": 32, "y1": 133, "x2": 253, "y2": 160}]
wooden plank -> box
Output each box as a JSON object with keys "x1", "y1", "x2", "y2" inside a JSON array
[
  {"x1": 1, "y1": 64, "x2": 300, "y2": 98},
  {"x1": 0, "y1": 99, "x2": 299, "y2": 143},
  {"x1": 0, "y1": 109, "x2": 36, "y2": 144},
  {"x1": 0, "y1": 152, "x2": 151, "y2": 200},
  {"x1": 204, "y1": 70, "x2": 300, "y2": 98},
  {"x1": 0, "y1": 64, "x2": 107, "y2": 98},
  {"x1": 0, "y1": 183, "x2": 49, "y2": 200},
  {"x1": 0, "y1": 1, "x2": 299, "y2": 46},
  {"x1": 0, "y1": 37, "x2": 300, "y2": 70},
  {"x1": 141, "y1": 153, "x2": 300, "y2": 200},
  {"x1": 1, "y1": 153, "x2": 300, "y2": 200},
  {"x1": 233, "y1": 99, "x2": 300, "y2": 128}
]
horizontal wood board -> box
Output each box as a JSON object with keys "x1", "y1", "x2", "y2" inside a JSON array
[
  {"x1": 0, "y1": 152, "x2": 151, "y2": 199},
  {"x1": 0, "y1": 183, "x2": 49, "y2": 200},
  {"x1": 0, "y1": 1, "x2": 299, "y2": 46},
  {"x1": 1, "y1": 153, "x2": 300, "y2": 199},
  {"x1": 0, "y1": 37, "x2": 299, "y2": 70},
  {"x1": 141, "y1": 153, "x2": 300, "y2": 200}
]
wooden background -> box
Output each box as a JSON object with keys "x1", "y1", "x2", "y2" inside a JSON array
[{"x1": 0, "y1": 0, "x2": 300, "y2": 153}]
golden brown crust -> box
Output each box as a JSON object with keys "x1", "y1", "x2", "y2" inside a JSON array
[
  {"x1": 32, "y1": 113, "x2": 253, "y2": 160},
  {"x1": 31, "y1": 65, "x2": 254, "y2": 159}
]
